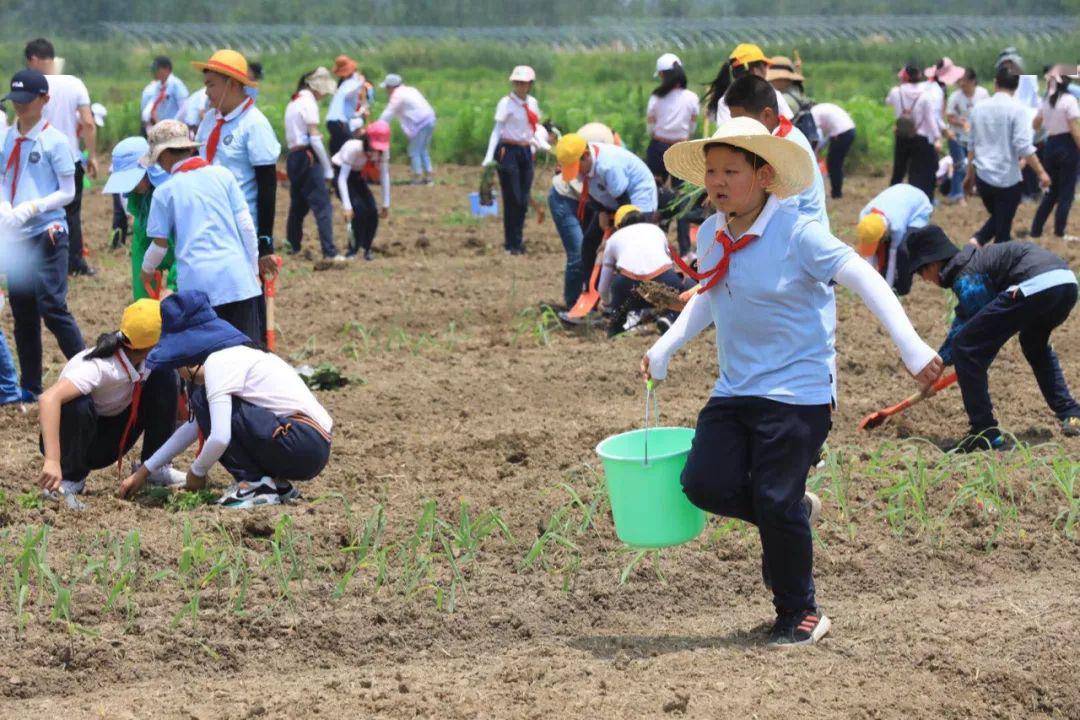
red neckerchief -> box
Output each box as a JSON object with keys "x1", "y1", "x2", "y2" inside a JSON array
[
  {"x1": 115, "y1": 350, "x2": 144, "y2": 481},
  {"x1": 4, "y1": 120, "x2": 49, "y2": 201},
  {"x1": 150, "y1": 79, "x2": 169, "y2": 124},
  {"x1": 575, "y1": 145, "x2": 598, "y2": 222},
  {"x1": 775, "y1": 116, "x2": 794, "y2": 138},
  {"x1": 670, "y1": 225, "x2": 760, "y2": 294},
  {"x1": 174, "y1": 157, "x2": 210, "y2": 174},
  {"x1": 511, "y1": 94, "x2": 539, "y2": 133},
  {"x1": 206, "y1": 98, "x2": 253, "y2": 163}
]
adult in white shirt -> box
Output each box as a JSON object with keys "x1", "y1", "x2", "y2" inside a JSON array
[
  {"x1": 177, "y1": 86, "x2": 209, "y2": 132},
  {"x1": 283, "y1": 68, "x2": 342, "y2": 260},
  {"x1": 120, "y1": 291, "x2": 334, "y2": 509},
  {"x1": 36, "y1": 299, "x2": 184, "y2": 504},
  {"x1": 378, "y1": 73, "x2": 436, "y2": 184},
  {"x1": 1030, "y1": 69, "x2": 1080, "y2": 240},
  {"x1": 886, "y1": 64, "x2": 926, "y2": 189},
  {"x1": 24, "y1": 37, "x2": 96, "y2": 275},
  {"x1": 647, "y1": 53, "x2": 700, "y2": 255},
  {"x1": 333, "y1": 119, "x2": 391, "y2": 261},
  {"x1": 598, "y1": 207, "x2": 685, "y2": 336},
  {"x1": 140, "y1": 56, "x2": 189, "y2": 132},
  {"x1": 704, "y1": 44, "x2": 794, "y2": 131},
  {"x1": 809, "y1": 103, "x2": 856, "y2": 199},
  {"x1": 482, "y1": 66, "x2": 550, "y2": 255},
  {"x1": 945, "y1": 67, "x2": 990, "y2": 203},
  {"x1": 903, "y1": 58, "x2": 964, "y2": 201}
]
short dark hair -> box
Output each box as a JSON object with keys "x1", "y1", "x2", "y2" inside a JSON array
[
  {"x1": 24, "y1": 38, "x2": 55, "y2": 61},
  {"x1": 248, "y1": 62, "x2": 264, "y2": 81},
  {"x1": 962, "y1": 67, "x2": 977, "y2": 82},
  {"x1": 152, "y1": 55, "x2": 172, "y2": 71},
  {"x1": 723, "y1": 75, "x2": 778, "y2": 116},
  {"x1": 995, "y1": 67, "x2": 1019, "y2": 91},
  {"x1": 704, "y1": 142, "x2": 766, "y2": 170}
]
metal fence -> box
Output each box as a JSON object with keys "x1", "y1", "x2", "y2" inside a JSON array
[{"x1": 103, "y1": 16, "x2": 1072, "y2": 53}]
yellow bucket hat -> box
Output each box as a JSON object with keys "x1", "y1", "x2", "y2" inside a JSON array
[
  {"x1": 120, "y1": 299, "x2": 162, "y2": 350},
  {"x1": 614, "y1": 205, "x2": 641, "y2": 228},
  {"x1": 856, "y1": 213, "x2": 888, "y2": 257},
  {"x1": 555, "y1": 133, "x2": 588, "y2": 183},
  {"x1": 192, "y1": 49, "x2": 256, "y2": 87}
]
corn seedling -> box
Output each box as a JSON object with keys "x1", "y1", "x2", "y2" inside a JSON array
[
  {"x1": 878, "y1": 447, "x2": 945, "y2": 538},
  {"x1": 17, "y1": 490, "x2": 44, "y2": 510},
  {"x1": 1047, "y1": 451, "x2": 1080, "y2": 539},
  {"x1": 335, "y1": 502, "x2": 389, "y2": 598},
  {"x1": 815, "y1": 446, "x2": 858, "y2": 540},
  {"x1": 944, "y1": 455, "x2": 1020, "y2": 550},
  {"x1": 514, "y1": 305, "x2": 563, "y2": 347},
  {"x1": 263, "y1": 514, "x2": 311, "y2": 610},
  {"x1": 616, "y1": 548, "x2": 666, "y2": 585}
]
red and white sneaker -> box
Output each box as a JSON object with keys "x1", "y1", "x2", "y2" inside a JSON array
[{"x1": 768, "y1": 608, "x2": 831, "y2": 647}]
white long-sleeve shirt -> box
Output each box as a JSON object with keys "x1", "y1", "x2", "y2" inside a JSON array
[
  {"x1": 333, "y1": 139, "x2": 391, "y2": 209},
  {"x1": 378, "y1": 85, "x2": 435, "y2": 139}
]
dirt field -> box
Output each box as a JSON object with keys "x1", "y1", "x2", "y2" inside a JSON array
[{"x1": 0, "y1": 162, "x2": 1078, "y2": 719}]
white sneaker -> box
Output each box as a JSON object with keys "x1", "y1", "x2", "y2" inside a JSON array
[
  {"x1": 332, "y1": 254, "x2": 347, "y2": 263},
  {"x1": 132, "y1": 461, "x2": 186, "y2": 488},
  {"x1": 1062, "y1": 234, "x2": 1079, "y2": 242},
  {"x1": 43, "y1": 479, "x2": 87, "y2": 510},
  {"x1": 217, "y1": 477, "x2": 281, "y2": 509}
]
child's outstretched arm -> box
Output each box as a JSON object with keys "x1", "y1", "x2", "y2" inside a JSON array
[
  {"x1": 642, "y1": 291, "x2": 714, "y2": 382},
  {"x1": 833, "y1": 256, "x2": 944, "y2": 387}
]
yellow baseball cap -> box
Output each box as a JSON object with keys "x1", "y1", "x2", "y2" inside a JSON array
[
  {"x1": 730, "y1": 43, "x2": 768, "y2": 68},
  {"x1": 614, "y1": 205, "x2": 641, "y2": 228},
  {"x1": 120, "y1": 299, "x2": 162, "y2": 350},
  {"x1": 857, "y1": 213, "x2": 888, "y2": 257},
  {"x1": 555, "y1": 133, "x2": 588, "y2": 183}
]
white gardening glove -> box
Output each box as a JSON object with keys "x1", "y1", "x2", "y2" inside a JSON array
[{"x1": 11, "y1": 201, "x2": 39, "y2": 225}]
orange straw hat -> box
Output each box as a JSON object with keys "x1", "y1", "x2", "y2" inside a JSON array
[
  {"x1": 333, "y1": 55, "x2": 358, "y2": 78},
  {"x1": 192, "y1": 49, "x2": 255, "y2": 87}
]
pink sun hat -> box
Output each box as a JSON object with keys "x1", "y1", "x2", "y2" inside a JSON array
[
  {"x1": 924, "y1": 57, "x2": 965, "y2": 86},
  {"x1": 365, "y1": 120, "x2": 391, "y2": 151}
]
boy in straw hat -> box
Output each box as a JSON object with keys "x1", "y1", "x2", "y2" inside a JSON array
[
  {"x1": 142, "y1": 120, "x2": 262, "y2": 341},
  {"x1": 192, "y1": 49, "x2": 281, "y2": 326},
  {"x1": 643, "y1": 117, "x2": 943, "y2": 646}
]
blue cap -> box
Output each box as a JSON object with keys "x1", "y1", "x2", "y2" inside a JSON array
[
  {"x1": 104, "y1": 137, "x2": 151, "y2": 194},
  {"x1": 147, "y1": 291, "x2": 251, "y2": 370},
  {"x1": 4, "y1": 69, "x2": 48, "y2": 104}
]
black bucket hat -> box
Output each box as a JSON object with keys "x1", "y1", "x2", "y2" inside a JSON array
[{"x1": 894, "y1": 224, "x2": 959, "y2": 296}]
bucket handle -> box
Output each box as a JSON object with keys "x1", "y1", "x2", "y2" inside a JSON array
[{"x1": 643, "y1": 379, "x2": 659, "y2": 465}]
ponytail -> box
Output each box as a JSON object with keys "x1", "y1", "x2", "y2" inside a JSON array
[
  {"x1": 703, "y1": 61, "x2": 733, "y2": 118},
  {"x1": 1048, "y1": 74, "x2": 1070, "y2": 109},
  {"x1": 85, "y1": 331, "x2": 126, "y2": 361},
  {"x1": 653, "y1": 64, "x2": 688, "y2": 98},
  {"x1": 294, "y1": 70, "x2": 313, "y2": 96}
]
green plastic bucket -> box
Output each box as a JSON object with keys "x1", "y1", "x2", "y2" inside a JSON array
[{"x1": 595, "y1": 427, "x2": 705, "y2": 548}]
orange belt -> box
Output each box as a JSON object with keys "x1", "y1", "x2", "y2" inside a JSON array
[
  {"x1": 619, "y1": 264, "x2": 673, "y2": 282},
  {"x1": 498, "y1": 139, "x2": 532, "y2": 147},
  {"x1": 272, "y1": 413, "x2": 333, "y2": 444},
  {"x1": 651, "y1": 134, "x2": 689, "y2": 144}
]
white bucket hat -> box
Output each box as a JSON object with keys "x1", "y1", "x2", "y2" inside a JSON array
[
  {"x1": 654, "y1": 53, "x2": 682, "y2": 77},
  {"x1": 662, "y1": 116, "x2": 813, "y2": 199},
  {"x1": 509, "y1": 65, "x2": 536, "y2": 83},
  {"x1": 143, "y1": 119, "x2": 203, "y2": 165},
  {"x1": 305, "y1": 67, "x2": 338, "y2": 96}
]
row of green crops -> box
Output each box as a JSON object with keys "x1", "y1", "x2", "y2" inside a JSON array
[{"x1": 1, "y1": 34, "x2": 1078, "y2": 170}]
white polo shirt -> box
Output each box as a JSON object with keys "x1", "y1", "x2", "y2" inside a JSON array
[
  {"x1": 598, "y1": 223, "x2": 673, "y2": 300},
  {"x1": 285, "y1": 89, "x2": 320, "y2": 148},
  {"x1": 647, "y1": 88, "x2": 700, "y2": 141},
  {"x1": 1037, "y1": 93, "x2": 1080, "y2": 136},
  {"x1": 809, "y1": 103, "x2": 855, "y2": 142},
  {"x1": 43, "y1": 74, "x2": 91, "y2": 161},
  {"x1": 494, "y1": 94, "x2": 540, "y2": 144},
  {"x1": 60, "y1": 348, "x2": 147, "y2": 417}
]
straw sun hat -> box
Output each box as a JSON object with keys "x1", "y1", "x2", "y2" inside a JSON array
[
  {"x1": 192, "y1": 49, "x2": 256, "y2": 87},
  {"x1": 662, "y1": 116, "x2": 813, "y2": 198}
]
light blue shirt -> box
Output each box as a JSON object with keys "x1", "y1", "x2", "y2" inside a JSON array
[
  {"x1": 326, "y1": 75, "x2": 363, "y2": 123},
  {"x1": 0, "y1": 119, "x2": 75, "y2": 238},
  {"x1": 178, "y1": 87, "x2": 208, "y2": 127},
  {"x1": 146, "y1": 163, "x2": 260, "y2": 307},
  {"x1": 697, "y1": 196, "x2": 855, "y2": 405},
  {"x1": 1009, "y1": 268, "x2": 1078, "y2": 297},
  {"x1": 141, "y1": 74, "x2": 190, "y2": 125},
  {"x1": 970, "y1": 91, "x2": 1036, "y2": 188},
  {"x1": 586, "y1": 143, "x2": 658, "y2": 212},
  {"x1": 196, "y1": 101, "x2": 281, "y2": 218},
  {"x1": 779, "y1": 123, "x2": 830, "y2": 231},
  {"x1": 859, "y1": 183, "x2": 932, "y2": 247}
]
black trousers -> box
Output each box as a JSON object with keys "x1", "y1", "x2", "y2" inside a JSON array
[
  {"x1": 825, "y1": 128, "x2": 856, "y2": 199},
  {"x1": 496, "y1": 144, "x2": 534, "y2": 252},
  {"x1": 346, "y1": 171, "x2": 379, "y2": 254},
  {"x1": 974, "y1": 177, "x2": 1023, "y2": 245},
  {"x1": 953, "y1": 283, "x2": 1080, "y2": 433},
  {"x1": 681, "y1": 396, "x2": 832, "y2": 614},
  {"x1": 44, "y1": 368, "x2": 178, "y2": 482},
  {"x1": 111, "y1": 194, "x2": 128, "y2": 246},
  {"x1": 327, "y1": 120, "x2": 351, "y2": 157},
  {"x1": 907, "y1": 136, "x2": 938, "y2": 200},
  {"x1": 1031, "y1": 134, "x2": 1079, "y2": 238},
  {"x1": 890, "y1": 133, "x2": 916, "y2": 186},
  {"x1": 213, "y1": 296, "x2": 262, "y2": 344},
  {"x1": 286, "y1": 149, "x2": 338, "y2": 258},
  {"x1": 607, "y1": 268, "x2": 684, "y2": 336},
  {"x1": 66, "y1": 162, "x2": 89, "y2": 273}
]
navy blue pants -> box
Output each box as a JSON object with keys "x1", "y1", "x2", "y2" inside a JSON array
[
  {"x1": 496, "y1": 143, "x2": 534, "y2": 252},
  {"x1": 1031, "y1": 134, "x2": 1078, "y2": 238},
  {"x1": 974, "y1": 177, "x2": 1023, "y2": 245},
  {"x1": 825, "y1": 128, "x2": 856, "y2": 199},
  {"x1": 8, "y1": 228, "x2": 85, "y2": 395},
  {"x1": 681, "y1": 397, "x2": 831, "y2": 614},
  {"x1": 65, "y1": 162, "x2": 90, "y2": 274},
  {"x1": 286, "y1": 149, "x2": 338, "y2": 258},
  {"x1": 212, "y1": 297, "x2": 262, "y2": 346},
  {"x1": 189, "y1": 385, "x2": 331, "y2": 485},
  {"x1": 647, "y1": 138, "x2": 692, "y2": 255},
  {"x1": 607, "y1": 268, "x2": 684, "y2": 336},
  {"x1": 345, "y1": 170, "x2": 379, "y2": 254},
  {"x1": 953, "y1": 283, "x2": 1080, "y2": 433},
  {"x1": 326, "y1": 120, "x2": 350, "y2": 157},
  {"x1": 43, "y1": 368, "x2": 178, "y2": 482}
]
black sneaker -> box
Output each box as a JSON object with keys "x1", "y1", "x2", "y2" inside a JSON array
[
  {"x1": 768, "y1": 608, "x2": 831, "y2": 647},
  {"x1": 277, "y1": 481, "x2": 301, "y2": 503},
  {"x1": 763, "y1": 492, "x2": 821, "y2": 589},
  {"x1": 949, "y1": 428, "x2": 1010, "y2": 453},
  {"x1": 69, "y1": 263, "x2": 96, "y2": 277},
  {"x1": 217, "y1": 477, "x2": 281, "y2": 509},
  {"x1": 363, "y1": 249, "x2": 373, "y2": 261},
  {"x1": 1061, "y1": 416, "x2": 1080, "y2": 437}
]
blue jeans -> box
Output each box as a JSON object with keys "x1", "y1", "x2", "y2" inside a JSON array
[
  {"x1": 548, "y1": 188, "x2": 584, "y2": 308},
  {"x1": 947, "y1": 138, "x2": 967, "y2": 200},
  {"x1": 953, "y1": 283, "x2": 1080, "y2": 433},
  {"x1": 0, "y1": 329, "x2": 30, "y2": 404},
  {"x1": 407, "y1": 121, "x2": 435, "y2": 176}
]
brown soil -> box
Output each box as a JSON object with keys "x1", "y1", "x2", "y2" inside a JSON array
[{"x1": 1, "y1": 165, "x2": 1078, "y2": 719}]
